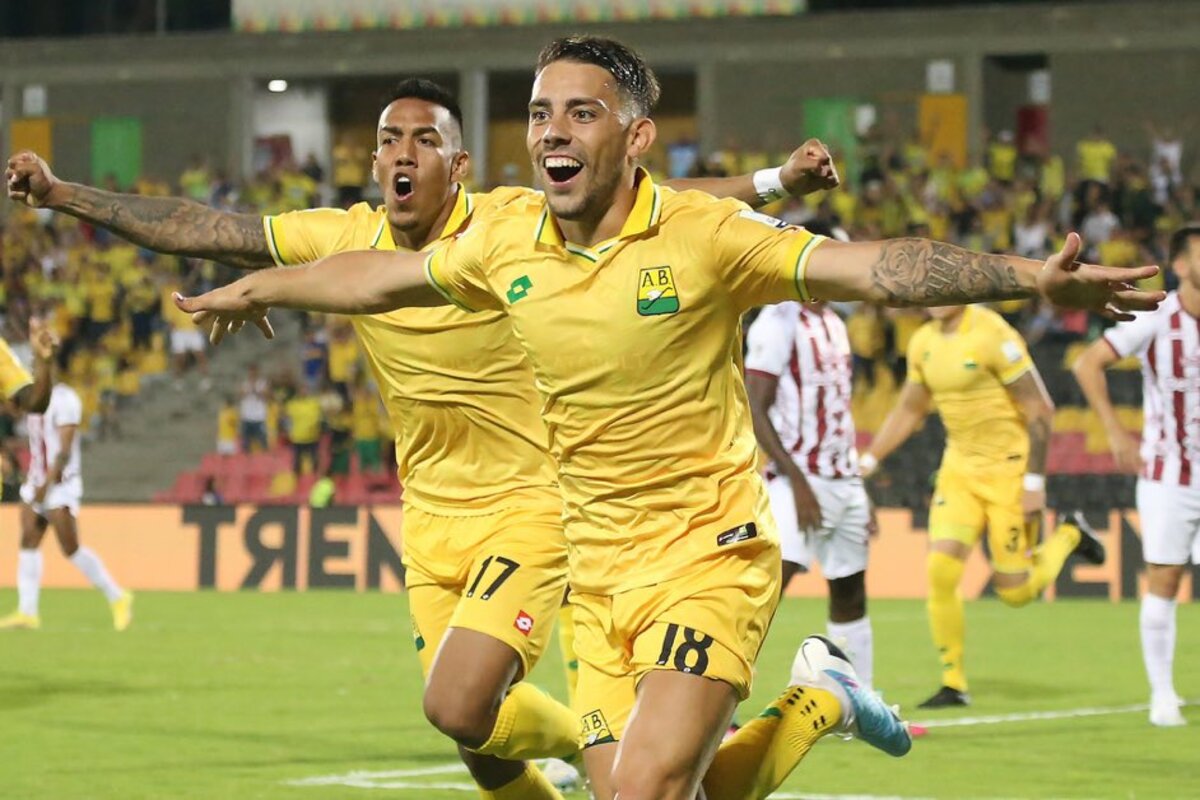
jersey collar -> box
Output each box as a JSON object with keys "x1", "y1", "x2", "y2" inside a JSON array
[
  {"x1": 372, "y1": 184, "x2": 474, "y2": 253},
  {"x1": 534, "y1": 167, "x2": 662, "y2": 262}
]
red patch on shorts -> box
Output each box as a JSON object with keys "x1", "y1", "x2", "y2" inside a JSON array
[{"x1": 514, "y1": 611, "x2": 534, "y2": 636}]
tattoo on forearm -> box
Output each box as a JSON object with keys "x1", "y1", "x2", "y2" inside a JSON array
[
  {"x1": 62, "y1": 185, "x2": 273, "y2": 268},
  {"x1": 1027, "y1": 417, "x2": 1050, "y2": 475},
  {"x1": 869, "y1": 239, "x2": 1026, "y2": 306}
]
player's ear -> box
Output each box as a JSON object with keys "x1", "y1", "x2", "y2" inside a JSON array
[
  {"x1": 450, "y1": 149, "x2": 471, "y2": 185},
  {"x1": 627, "y1": 117, "x2": 657, "y2": 161}
]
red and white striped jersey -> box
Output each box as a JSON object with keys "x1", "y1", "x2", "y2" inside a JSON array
[
  {"x1": 1104, "y1": 292, "x2": 1200, "y2": 486},
  {"x1": 26, "y1": 384, "x2": 83, "y2": 487},
  {"x1": 745, "y1": 301, "x2": 858, "y2": 479}
]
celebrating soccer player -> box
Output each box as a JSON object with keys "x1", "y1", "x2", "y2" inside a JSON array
[{"x1": 170, "y1": 37, "x2": 1162, "y2": 799}]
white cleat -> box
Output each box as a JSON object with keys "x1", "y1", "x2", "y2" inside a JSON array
[{"x1": 1150, "y1": 696, "x2": 1187, "y2": 727}]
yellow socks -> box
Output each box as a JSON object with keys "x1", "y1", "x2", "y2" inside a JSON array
[
  {"x1": 557, "y1": 604, "x2": 579, "y2": 706},
  {"x1": 470, "y1": 682, "x2": 579, "y2": 761},
  {"x1": 997, "y1": 522, "x2": 1081, "y2": 608},
  {"x1": 927, "y1": 551, "x2": 967, "y2": 691},
  {"x1": 479, "y1": 762, "x2": 563, "y2": 800},
  {"x1": 702, "y1": 686, "x2": 841, "y2": 800}
]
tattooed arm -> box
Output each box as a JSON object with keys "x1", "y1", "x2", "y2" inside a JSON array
[
  {"x1": 804, "y1": 232, "x2": 1162, "y2": 318},
  {"x1": 7, "y1": 150, "x2": 273, "y2": 269}
]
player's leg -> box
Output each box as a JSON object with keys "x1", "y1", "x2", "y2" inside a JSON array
[
  {"x1": 407, "y1": 572, "x2": 541, "y2": 793},
  {"x1": 1, "y1": 503, "x2": 49, "y2": 628},
  {"x1": 766, "y1": 475, "x2": 810, "y2": 592},
  {"x1": 1135, "y1": 479, "x2": 1193, "y2": 726},
  {"x1": 48, "y1": 504, "x2": 130, "y2": 629},
  {"x1": 814, "y1": 478, "x2": 873, "y2": 689},
  {"x1": 416, "y1": 506, "x2": 577, "y2": 795},
  {"x1": 920, "y1": 469, "x2": 983, "y2": 707},
  {"x1": 557, "y1": 589, "x2": 579, "y2": 706}
]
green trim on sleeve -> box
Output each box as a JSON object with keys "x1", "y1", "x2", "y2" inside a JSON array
[
  {"x1": 422, "y1": 252, "x2": 478, "y2": 313},
  {"x1": 263, "y1": 217, "x2": 285, "y2": 266},
  {"x1": 793, "y1": 234, "x2": 826, "y2": 302}
]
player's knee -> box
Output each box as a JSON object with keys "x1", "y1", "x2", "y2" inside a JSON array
[
  {"x1": 927, "y1": 551, "x2": 964, "y2": 596},
  {"x1": 422, "y1": 687, "x2": 495, "y2": 748}
]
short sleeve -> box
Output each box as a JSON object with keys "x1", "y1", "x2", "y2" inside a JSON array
[
  {"x1": 1103, "y1": 309, "x2": 1160, "y2": 359},
  {"x1": 710, "y1": 206, "x2": 827, "y2": 311},
  {"x1": 0, "y1": 340, "x2": 32, "y2": 399},
  {"x1": 986, "y1": 319, "x2": 1035, "y2": 385},
  {"x1": 905, "y1": 327, "x2": 927, "y2": 385},
  {"x1": 744, "y1": 303, "x2": 798, "y2": 377},
  {"x1": 264, "y1": 206, "x2": 367, "y2": 265},
  {"x1": 423, "y1": 224, "x2": 503, "y2": 313},
  {"x1": 53, "y1": 387, "x2": 84, "y2": 427}
]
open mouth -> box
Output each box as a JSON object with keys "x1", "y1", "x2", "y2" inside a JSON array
[
  {"x1": 393, "y1": 174, "x2": 414, "y2": 202},
  {"x1": 544, "y1": 155, "x2": 583, "y2": 186}
]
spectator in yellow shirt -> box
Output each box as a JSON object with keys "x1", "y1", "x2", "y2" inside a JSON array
[
  {"x1": 986, "y1": 130, "x2": 1018, "y2": 184},
  {"x1": 351, "y1": 382, "x2": 383, "y2": 474},
  {"x1": 217, "y1": 395, "x2": 239, "y2": 456},
  {"x1": 284, "y1": 384, "x2": 323, "y2": 476},
  {"x1": 326, "y1": 323, "x2": 360, "y2": 400},
  {"x1": 1077, "y1": 124, "x2": 1117, "y2": 186}
]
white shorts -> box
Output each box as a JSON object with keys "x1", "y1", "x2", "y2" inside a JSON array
[
  {"x1": 767, "y1": 473, "x2": 870, "y2": 580},
  {"x1": 20, "y1": 477, "x2": 83, "y2": 518},
  {"x1": 171, "y1": 328, "x2": 206, "y2": 356},
  {"x1": 1136, "y1": 478, "x2": 1200, "y2": 566}
]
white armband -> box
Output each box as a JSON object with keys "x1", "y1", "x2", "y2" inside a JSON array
[
  {"x1": 1023, "y1": 473, "x2": 1046, "y2": 492},
  {"x1": 859, "y1": 453, "x2": 878, "y2": 476},
  {"x1": 753, "y1": 167, "x2": 786, "y2": 204}
]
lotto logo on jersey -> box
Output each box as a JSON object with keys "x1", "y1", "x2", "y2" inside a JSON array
[
  {"x1": 637, "y1": 266, "x2": 680, "y2": 316},
  {"x1": 581, "y1": 709, "x2": 616, "y2": 748},
  {"x1": 513, "y1": 611, "x2": 535, "y2": 636}
]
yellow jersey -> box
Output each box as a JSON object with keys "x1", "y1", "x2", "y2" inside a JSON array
[
  {"x1": 0, "y1": 339, "x2": 33, "y2": 399},
  {"x1": 426, "y1": 170, "x2": 825, "y2": 593},
  {"x1": 264, "y1": 186, "x2": 559, "y2": 514},
  {"x1": 906, "y1": 305, "x2": 1034, "y2": 475},
  {"x1": 1077, "y1": 138, "x2": 1116, "y2": 183},
  {"x1": 217, "y1": 406, "x2": 239, "y2": 444},
  {"x1": 285, "y1": 396, "x2": 323, "y2": 445}
]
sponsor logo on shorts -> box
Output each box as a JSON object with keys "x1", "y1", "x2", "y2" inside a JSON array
[
  {"x1": 716, "y1": 521, "x2": 758, "y2": 547},
  {"x1": 410, "y1": 615, "x2": 425, "y2": 652},
  {"x1": 513, "y1": 610, "x2": 534, "y2": 636},
  {"x1": 581, "y1": 709, "x2": 616, "y2": 748}
]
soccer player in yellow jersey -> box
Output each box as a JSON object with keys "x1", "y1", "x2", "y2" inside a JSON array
[
  {"x1": 171, "y1": 37, "x2": 1161, "y2": 800},
  {"x1": 859, "y1": 304, "x2": 1107, "y2": 708},
  {"x1": 7, "y1": 77, "x2": 837, "y2": 800}
]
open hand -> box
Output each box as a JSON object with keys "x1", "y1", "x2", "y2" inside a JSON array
[
  {"x1": 1036, "y1": 232, "x2": 1164, "y2": 320},
  {"x1": 173, "y1": 289, "x2": 274, "y2": 345}
]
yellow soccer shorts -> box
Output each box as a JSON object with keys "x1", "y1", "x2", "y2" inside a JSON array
[
  {"x1": 403, "y1": 502, "x2": 569, "y2": 680},
  {"x1": 929, "y1": 467, "x2": 1032, "y2": 575},
  {"x1": 571, "y1": 536, "x2": 781, "y2": 748}
]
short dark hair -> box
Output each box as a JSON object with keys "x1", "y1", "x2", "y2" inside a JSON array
[
  {"x1": 382, "y1": 78, "x2": 464, "y2": 138},
  {"x1": 535, "y1": 36, "x2": 661, "y2": 119},
  {"x1": 1168, "y1": 225, "x2": 1200, "y2": 265}
]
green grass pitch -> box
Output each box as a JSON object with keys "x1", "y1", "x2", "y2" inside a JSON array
[{"x1": 2, "y1": 590, "x2": 1197, "y2": 799}]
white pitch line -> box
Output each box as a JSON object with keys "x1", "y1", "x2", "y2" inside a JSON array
[{"x1": 911, "y1": 698, "x2": 1192, "y2": 729}]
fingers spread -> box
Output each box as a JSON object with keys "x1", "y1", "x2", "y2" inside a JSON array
[{"x1": 253, "y1": 316, "x2": 275, "y2": 340}]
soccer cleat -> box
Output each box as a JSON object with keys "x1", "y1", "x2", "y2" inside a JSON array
[
  {"x1": 1149, "y1": 696, "x2": 1187, "y2": 728},
  {"x1": 793, "y1": 635, "x2": 912, "y2": 757},
  {"x1": 537, "y1": 757, "x2": 581, "y2": 791},
  {"x1": 110, "y1": 592, "x2": 134, "y2": 632},
  {"x1": 918, "y1": 685, "x2": 970, "y2": 709},
  {"x1": 1065, "y1": 510, "x2": 1106, "y2": 565},
  {"x1": 0, "y1": 611, "x2": 40, "y2": 630}
]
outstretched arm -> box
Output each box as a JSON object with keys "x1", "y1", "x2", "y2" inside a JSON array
[
  {"x1": 11, "y1": 319, "x2": 58, "y2": 414},
  {"x1": 859, "y1": 381, "x2": 932, "y2": 477},
  {"x1": 174, "y1": 249, "x2": 446, "y2": 343},
  {"x1": 6, "y1": 151, "x2": 273, "y2": 269},
  {"x1": 805, "y1": 232, "x2": 1162, "y2": 319},
  {"x1": 666, "y1": 138, "x2": 839, "y2": 208}
]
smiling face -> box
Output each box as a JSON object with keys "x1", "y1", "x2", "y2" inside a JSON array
[
  {"x1": 526, "y1": 60, "x2": 655, "y2": 225},
  {"x1": 371, "y1": 97, "x2": 468, "y2": 238}
]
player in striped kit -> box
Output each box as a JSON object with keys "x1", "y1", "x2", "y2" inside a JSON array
[
  {"x1": 745, "y1": 285, "x2": 876, "y2": 690},
  {"x1": 1072, "y1": 224, "x2": 1200, "y2": 727},
  {"x1": 0, "y1": 380, "x2": 132, "y2": 631}
]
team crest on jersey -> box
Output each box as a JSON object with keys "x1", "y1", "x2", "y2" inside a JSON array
[
  {"x1": 581, "y1": 709, "x2": 616, "y2": 748},
  {"x1": 637, "y1": 266, "x2": 680, "y2": 316}
]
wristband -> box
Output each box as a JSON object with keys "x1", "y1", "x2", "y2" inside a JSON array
[
  {"x1": 752, "y1": 167, "x2": 786, "y2": 204},
  {"x1": 859, "y1": 453, "x2": 878, "y2": 475},
  {"x1": 1023, "y1": 473, "x2": 1046, "y2": 492}
]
